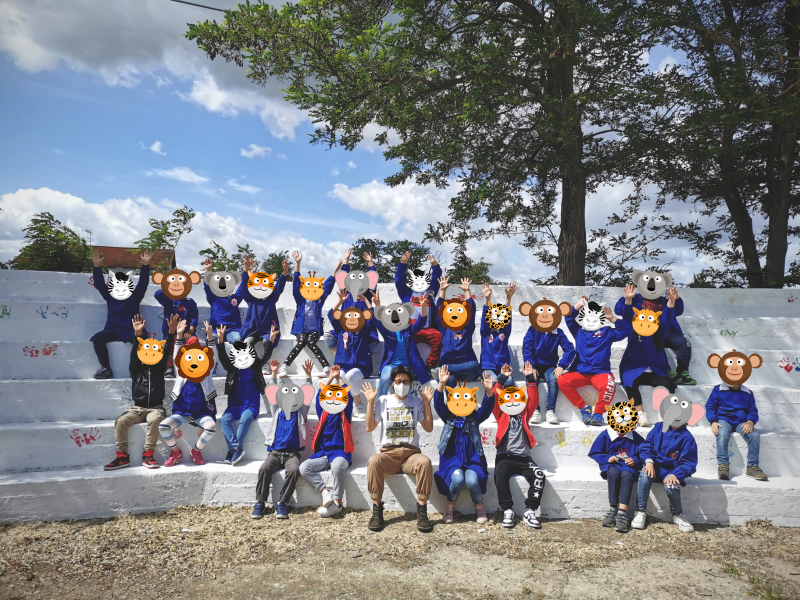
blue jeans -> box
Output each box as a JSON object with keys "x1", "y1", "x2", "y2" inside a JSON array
[
  {"x1": 208, "y1": 329, "x2": 241, "y2": 375},
  {"x1": 448, "y1": 468, "x2": 483, "y2": 504},
  {"x1": 538, "y1": 367, "x2": 559, "y2": 412},
  {"x1": 637, "y1": 471, "x2": 683, "y2": 515},
  {"x1": 219, "y1": 408, "x2": 256, "y2": 450},
  {"x1": 716, "y1": 420, "x2": 760, "y2": 467},
  {"x1": 445, "y1": 360, "x2": 481, "y2": 387},
  {"x1": 663, "y1": 328, "x2": 691, "y2": 372}
]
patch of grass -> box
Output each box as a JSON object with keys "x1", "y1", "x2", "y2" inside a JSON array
[
  {"x1": 747, "y1": 574, "x2": 785, "y2": 600},
  {"x1": 522, "y1": 588, "x2": 532, "y2": 596},
  {"x1": 723, "y1": 563, "x2": 741, "y2": 577}
]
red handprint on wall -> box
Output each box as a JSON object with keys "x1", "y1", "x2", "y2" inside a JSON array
[
  {"x1": 70, "y1": 427, "x2": 101, "y2": 447},
  {"x1": 22, "y1": 346, "x2": 40, "y2": 358}
]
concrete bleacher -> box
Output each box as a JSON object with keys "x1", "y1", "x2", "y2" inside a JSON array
[{"x1": 0, "y1": 270, "x2": 798, "y2": 525}]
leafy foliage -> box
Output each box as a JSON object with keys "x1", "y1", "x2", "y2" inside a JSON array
[
  {"x1": 199, "y1": 242, "x2": 293, "y2": 280},
  {"x1": 133, "y1": 206, "x2": 196, "y2": 272},
  {"x1": 349, "y1": 237, "x2": 434, "y2": 281},
  {"x1": 12, "y1": 212, "x2": 92, "y2": 273}
]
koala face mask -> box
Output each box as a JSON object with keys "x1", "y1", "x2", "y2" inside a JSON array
[
  {"x1": 204, "y1": 271, "x2": 242, "y2": 298},
  {"x1": 632, "y1": 269, "x2": 673, "y2": 300},
  {"x1": 374, "y1": 302, "x2": 415, "y2": 332}
]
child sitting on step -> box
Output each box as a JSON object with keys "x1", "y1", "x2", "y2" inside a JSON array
[{"x1": 154, "y1": 285, "x2": 198, "y2": 378}]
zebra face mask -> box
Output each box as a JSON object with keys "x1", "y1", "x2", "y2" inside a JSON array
[
  {"x1": 407, "y1": 268, "x2": 432, "y2": 293},
  {"x1": 107, "y1": 272, "x2": 135, "y2": 300},
  {"x1": 226, "y1": 341, "x2": 256, "y2": 370},
  {"x1": 575, "y1": 301, "x2": 608, "y2": 332}
]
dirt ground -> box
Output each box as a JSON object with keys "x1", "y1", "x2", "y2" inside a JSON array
[{"x1": 1, "y1": 506, "x2": 798, "y2": 600}]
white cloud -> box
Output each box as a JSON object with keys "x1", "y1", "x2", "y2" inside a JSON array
[
  {"x1": 148, "y1": 140, "x2": 166, "y2": 155},
  {"x1": 277, "y1": 153, "x2": 288, "y2": 160},
  {"x1": 226, "y1": 178, "x2": 262, "y2": 194},
  {"x1": 330, "y1": 168, "x2": 340, "y2": 176},
  {"x1": 347, "y1": 160, "x2": 357, "y2": 170},
  {"x1": 147, "y1": 167, "x2": 209, "y2": 184},
  {"x1": 240, "y1": 143, "x2": 271, "y2": 159},
  {"x1": 357, "y1": 122, "x2": 402, "y2": 153},
  {"x1": 657, "y1": 55, "x2": 679, "y2": 73}
]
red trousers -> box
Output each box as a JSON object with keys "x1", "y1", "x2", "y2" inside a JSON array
[
  {"x1": 414, "y1": 328, "x2": 442, "y2": 368},
  {"x1": 557, "y1": 372, "x2": 617, "y2": 415}
]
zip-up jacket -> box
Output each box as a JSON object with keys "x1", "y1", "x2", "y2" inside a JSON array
[{"x1": 128, "y1": 333, "x2": 175, "y2": 408}]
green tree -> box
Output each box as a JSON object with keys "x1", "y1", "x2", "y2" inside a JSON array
[
  {"x1": 134, "y1": 206, "x2": 196, "y2": 272},
  {"x1": 12, "y1": 212, "x2": 92, "y2": 273},
  {"x1": 199, "y1": 240, "x2": 238, "y2": 271},
  {"x1": 349, "y1": 238, "x2": 433, "y2": 281},
  {"x1": 260, "y1": 250, "x2": 292, "y2": 281},
  {"x1": 199, "y1": 243, "x2": 293, "y2": 280},
  {"x1": 187, "y1": 0, "x2": 653, "y2": 285}
]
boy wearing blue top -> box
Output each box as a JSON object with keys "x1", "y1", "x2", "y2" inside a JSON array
[
  {"x1": 328, "y1": 289, "x2": 375, "y2": 410},
  {"x1": 437, "y1": 276, "x2": 480, "y2": 387},
  {"x1": 89, "y1": 249, "x2": 153, "y2": 379},
  {"x1": 395, "y1": 251, "x2": 443, "y2": 369},
  {"x1": 706, "y1": 381, "x2": 767, "y2": 481},
  {"x1": 154, "y1": 287, "x2": 198, "y2": 378},
  {"x1": 633, "y1": 421, "x2": 699, "y2": 533},
  {"x1": 325, "y1": 249, "x2": 379, "y2": 352},
  {"x1": 240, "y1": 255, "x2": 290, "y2": 343},
  {"x1": 202, "y1": 258, "x2": 243, "y2": 372},
  {"x1": 479, "y1": 282, "x2": 516, "y2": 378}
]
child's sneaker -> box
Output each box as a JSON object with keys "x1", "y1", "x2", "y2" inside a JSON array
[
  {"x1": 94, "y1": 367, "x2": 113, "y2": 380},
  {"x1": 602, "y1": 508, "x2": 617, "y2": 527},
  {"x1": 165, "y1": 366, "x2": 176, "y2": 378},
  {"x1": 225, "y1": 449, "x2": 235, "y2": 464},
  {"x1": 278, "y1": 363, "x2": 289, "y2": 378},
  {"x1": 673, "y1": 514, "x2": 694, "y2": 532},
  {"x1": 104, "y1": 452, "x2": 130, "y2": 471},
  {"x1": 429, "y1": 367, "x2": 440, "y2": 381},
  {"x1": 667, "y1": 369, "x2": 678, "y2": 381},
  {"x1": 189, "y1": 447, "x2": 205, "y2": 465},
  {"x1": 251, "y1": 502, "x2": 266, "y2": 519},
  {"x1": 589, "y1": 413, "x2": 604, "y2": 427},
  {"x1": 631, "y1": 511, "x2": 647, "y2": 530},
  {"x1": 718, "y1": 463, "x2": 730, "y2": 480},
  {"x1": 502, "y1": 509, "x2": 515, "y2": 529},
  {"x1": 546, "y1": 410, "x2": 559, "y2": 425},
  {"x1": 675, "y1": 371, "x2": 697, "y2": 385},
  {"x1": 580, "y1": 406, "x2": 593, "y2": 425},
  {"x1": 321, "y1": 489, "x2": 334, "y2": 508},
  {"x1": 322, "y1": 365, "x2": 332, "y2": 377},
  {"x1": 141, "y1": 450, "x2": 159, "y2": 469},
  {"x1": 746, "y1": 466, "x2": 768, "y2": 481},
  {"x1": 318, "y1": 502, "x2": 343, "y2": 518},
  {"x1": 530, "y1": 409, "x2": 541, "y2": 424},
  {"x1": 522, "y1": 509, "x2": 541, "y2": 529},
  {"x1": 475, "y1": 503, "x2": 488, "y2": 524},
  {"x1": 637, "y1": 410, "x2": 650, "y2": 427},
  {"x1": 615, "y1": 511, "x2": 629, "y2": 533},
  {"x1": 164, "y1": 448, "x2": 183, "y2": 467},
  {"x1": 442, "y1": 503, "x2": 455, "y2": 524},
  {"x1": 231, "y1": 448, "x2": 246, "y2": 465},
  {"x1": 275, "y1": 502, "x2": 289, "y2": 519}
]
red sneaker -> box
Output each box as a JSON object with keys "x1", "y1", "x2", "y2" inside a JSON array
[
  {"x1": 164, "y1": 448, "x2": 183, "y2": 467},
  {"x1": 142, "y1": 450, "x2": 160, "y2": 469},
  {"x1": 104, "y1": 451, "x2": 130, "y2": 471},
  {"x1": 189, "y1": 448, "x2": 205, "y2": 465}
]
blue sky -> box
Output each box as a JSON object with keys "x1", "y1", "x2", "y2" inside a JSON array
[{"x1": 0, "y1": 0, "x2": 713, "y2": 283}]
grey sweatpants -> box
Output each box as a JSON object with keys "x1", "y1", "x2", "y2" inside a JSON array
[
  {"x1": 299, "y1": 456, "x2": 350, "y2": 501},
  {"x1": 255, "y1": 451, "x2": 301, "y2": 504}
]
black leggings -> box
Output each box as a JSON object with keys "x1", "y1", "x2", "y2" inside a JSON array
[
  {"x1": 624, "y1": 372, "x2": 676, "y2": 407},
  {"x1": 494, "y1": 454, "x2": 546, "y2": 512},
  {"x1": 284, "y1": 331, "x2": 330, "y2": 368},
  {"x1": 91, "y1": 328, "x2": 121, "y2": 369},
  {"x1": 605, "y1": 466, "x2": 636, "y2": 506}
]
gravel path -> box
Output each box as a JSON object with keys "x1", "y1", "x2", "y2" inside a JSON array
[{"x1": 1, "y1": 507, "x2": 798, "y2": 599}]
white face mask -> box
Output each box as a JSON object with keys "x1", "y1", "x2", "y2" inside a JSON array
[{"x1": 393, "y1": 383, "x2": 410, "y2": 397}]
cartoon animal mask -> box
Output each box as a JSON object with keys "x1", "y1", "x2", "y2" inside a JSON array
[
  {"x1": 333, "y1": 307, "x2": 372, "y2": 333},
  {"x1": 136, "y1": 334, "x2": 166, "y2": 365},
  {"x1": 519, "y1": 299, "x2": 571, "y2": 333},
  {"x1": 497, "y1": 385, "x2": 527, "y2": 416},
  {"x1": 247, "y1": 272, "x2": 276, "y2": 299},
  {"x1": 607, "y1": 398, "x2": 639, "y2": 436},
  {"x1": 438, "y1": 299, "x2": 472, "y2": 331},
  {"x1": 407, "y1": 268, "x2": 432, "y2": 293},
  {"x1": 152, "y1": 269, "x2": 202, "y2": 301},
  {"x1": 575, "y1": 301, "x2": 608, "y2": 332},
  {"x1": 204, "y1": 271, "x2": 242, "y2": 298},
  {"x1": 445, "y1": 382, "x2": 479, "y2": 417},
  {"x1": 335, "y1": 269, "x2": 378, "y2": 298},
  {"x1": 225, "y1": 340, "x2": 256, "y2": 370},
  {"x1": 374, "y1": 302, "x2": 415, "y2": 332},
  {"x1": 107, "y1": 271, "x2": 135, "y2": 300},
  {"x1": 707, "y1": 350, "x2": 762, "y2": 386},
  {"x1": 632, "y1": 307, "x2": 661, "y2": 337},
  {"x1": 632, "y1": 270, "x2": 673, "y2": 300},
  {"x1": 652, "y1": 387, "x2": 705, "y2": 432},
  {"x1": 177, "y1": 343, "x2": 215, "y2": 382},
  {"x1": 319, "y1": 383, "x2": 351, "y2": 415},
  {"x1": 266, "y1": 380, "x2": 315, "y2": 419},
  {"x1": 485, "y1": 302, "x2": 512, "y2": 331},
  {"x1": 299, "y1": 271, "x2": 326, "y2": 301}
]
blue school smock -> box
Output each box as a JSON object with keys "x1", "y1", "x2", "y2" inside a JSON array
[
  {"x1": 705, "y1": 384, "x2": 759, "y2": 427},
  {"x1": 171, "y1": 381, "x2": 216, "y2": 420},
  {"x1": 309, "y1": 390, "x2": 354, "y2": 465},
  {"x1": 565, "y1": 308, "x2": 632, "y2": 375},
  {"x1": 204, "y1": 281, "x2": 243, "y2": 329},
  {"x1": 91, "y1": 265, "x2": 151, "y2": 342},
  {"x1": 330, "y1": 312, "x2": 374, "y2": 376},
  {"x1": 626, "y1": 294, "x2": 685, "y2": 335},
  {"x1": 437, "y1": 297, "x2": 478, "y2": 365},
  {"x1": 640, "y1": 424, "x2": 698, "y2": 483},
  {"x1": 395, "y1": 262, "x2": 443, "y2": 330},
  {"x1": 239, "y1": 270, "x2": 288, "y2": 342},
  {"x1": 589, "y1": 428, "x2": 645, "y2": 475},
  {"x1": 615, "y1": 302, "x2": 675, "y2": 387},
  {"x1": 480, "y1": 304, "x2": 512, "y2": 372},
  {"x1": 154, "y1": 290, "x2": 198, "y2": 336},
  {"x1": 223, "y1": 367, "x2": 261, "y2": 420},
  {"x1": 521, "y1": 326, "x2": 576, "y2": 372},
  {"x1": 290, "y1": 272, "x2": 335, "y2": 336}
]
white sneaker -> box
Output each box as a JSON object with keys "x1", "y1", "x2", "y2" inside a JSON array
[
  {"x1": 631, "y1": 511, "x2": 647, "y2": 530},
  {"x1": 322, "y1": 365, "x2": 331, "y2": 377},
  {"x1": 317, "y1": 502, "x2": 343, "y2": 518},
  {"x1": 546, "y1": 410, "x2": 559, "y2": 425},
  {"x1": 502, "y1": 509, "x2": 515, "y2": 528},
  {"x1": 321, "y1": 489, "x2": 334, "y2": 508},
  {"x1": 522, "y1": 509, "x2": 541, "y2": 529},
  {"x1": 673, "y1": 515, "x2": 694, "y2": 533},
  {"x1": 638, "y1": 410, "x2": 650, "y2": 427},
  {"x1": 278, "y1": 363, "x2": 288, "y2": 378},
  {"x1": 530, "y1": 409, "x2": 541, "y2": 424}
]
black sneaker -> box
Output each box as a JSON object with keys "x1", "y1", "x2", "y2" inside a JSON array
[
  {"x1": 602, "y1": 508, "x2": 617, "y2": 527},
  {"x1": 615, "y1": 512, "x2": 630, "y2": 533},
  {"x1": 225, "y1": 449, "x2": 235, "y2": 464},
  {"x1": 416, "y1": 503, "x2": 433, "y2": 533},
  {"x1": 94, "y1": 367, "x2": 113, "y2": 380},
  {"x1": 368, "y1": 502, "x2": 384, "y2": 531},
  {"x1": 104, "y1": 452, "x2": 130, "y2": 471}
]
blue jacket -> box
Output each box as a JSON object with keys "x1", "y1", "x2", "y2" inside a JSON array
[
  {"x1": 480, "y1": 305, "x2": 512, "y2": 372},
  {"x1": 376, "y1": 318, "x2": 432, "y2": 385},
  {"x1": 154, "y1": 290, "x2": 198, "y2": 336},
  {"x1": 589, "y1": 428, "x2": 645, "y2": 475},
  {"x1": 640, "y1": 424, "x2": 698, "y2": 482},
  {"x1": 705, "y1": 384, "x2": 759, "y2": 427},
  {"x1": 616, "y1": 302, "x2": 675, "y2": 387},
  {"x1": 91, "y1": 265, "x2": 151, "y2": 342},
  {"x1": 330, "y1": 264, "x2": 379, "y2": 344},
  {"x1": 395, "y1": 262, "x2": 443, "y2": 330},
  {"x1": 310, "y1": 389, "x2": 355, "y2": 464},
  {"x1": 240, "y1": 270, "x2": 288, "y2": 342},
  {"x1": 438, "y1": 297, "x2": 478, "y2": 365},
  {"x1": 521, "y1": 326, "x2": 576, "y2": 372},
  {"x1": 290, "y1": 272, "x2": 336, "y2": 336},
  {"x1": 204, "y1": 282, "x2": 243, "y2": 329},
  {"x1": 330, "y1": 311, "x2": 374, "y2": 376},
  {"x1": 565, "y1": 308, "x2": 632, "y2": 375},
  {"x1": 171, "y1": 380, "x2": 217, "y2": 420},
  {"x1": 626, "y1": 294, "x2": 685, "y2": 336}
]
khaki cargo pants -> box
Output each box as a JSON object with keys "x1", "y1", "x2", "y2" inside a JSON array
[
  {"x1": 367, "y1": 444, "x2": 432, "y2": 503},
  {"x1": 115, "y1": 405, "x2": 166, "y2": 453}
]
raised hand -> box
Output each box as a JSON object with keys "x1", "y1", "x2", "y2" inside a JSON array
[
  {"x1": 603, "y1": 305, "x2": 616, "y2": 322},
  {"x1": 482, "y1": 283, "x2": 492, "y2": 301},
  {"x1": 282, "y1": 259, "x2": 290, "y2": 274},
  {"x1": 269, "y1": 323, "x2": 280, "y2": 343},
  {"x1": 505, "y1": 281, "x2": 517, "y2": 299},
  {"x1": 270, "y1": 359, "x2": 280, "y2": 376},
  {"x1": 176, "y1": 319, "x2": 187, "y2": 338},
  {"x1": 667, "y1": 286, "x2": 679, "y2": 301},
  {"x1": 501, "y1": 363, "x2": 513, "y2": 377},
  {"x1": 292, "y1": 250, "x2": 302, "y2": 265},
  {"x1": 92, "y1": 250, "x2": 103, "y2": 267},
  {"x1": 302, "y1": 359, "x2": 314, "y2": 378},
  {"x1": 522, "y1": 360, "x2": 538, "y2": 379},
  {"x1": 132, "y1": 314, "x2": 146, "y2": 336},
  {"x1": 338, "y1": 288, "x2": 349, "y2": 303},
  {"x1": 419, "y1": 385, "x2": 434, "y2": 403},
  {"x1": 624, "y1": 284, "x2": 636, "y2": 300},
  {"x1": 202, "y1": 320, "x2": 213, "y2": 340},
  {"x1": 166, "y1": 313, "x2": 179, "y2": 334},
  {"x1": 372, "y1": 289, "x2": 381, "y2": 306},
  {"x1": 427, "y1": 253, "x2": 438, "y2": 266},
  {"x1": 438, "y1": 364, "x2": 450, "y2": 383},
  {"x1": 481, "y1": 371, "x2": 494, "y2": 392},
  {"x1": 243, "y1": 257, "x2": 255, "y2": 272},
  {"x1": 459, "y1": 278, "x2": 472, "y2": 292},
  {"x1": 203, "y1": 258, "x2": 213, "y2": 272},
  {"x1": 344, "y1": 248, "x2": 352, "y2": 264},
  {"x1": 439, "y1": 275, "x2": 451, "y2": 291},
  {"x1": 361, "y1": 381, "x2": 378, "y2": 403},
  {"x1": 140, "y1": 250, "x2": 153, "y2": 265},
  {"x1": 216, "y1": 324, "x2": 227, "y2": 343},
  {"x1": 400, "y1": 251, "x2": 412, "y2": 264},
  {"x1": 363, "y1": 251, "x2": 374, "y2": 266}
]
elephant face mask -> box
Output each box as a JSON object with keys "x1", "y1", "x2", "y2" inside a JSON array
[{"x1": 652, "y1": 387, "x2": 705, "y2": 432}]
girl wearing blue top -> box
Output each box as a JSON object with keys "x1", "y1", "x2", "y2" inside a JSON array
[
  {"x1": 434, "y1": 366, "x2": 495, "y2": 524},
  {"x1": 240, "y1": 255, "x2": 290, "y2": 343},
  {"x1": 202, "y1": 258, "x2": 244, "y2": 374},
  {"x1": 328, "y1": 288, "x2": 375, "y2": 409},
  {"x1": 154, "y1": 288, "x2": 199, "y2": 378},
  {"x1": 437, "y1": 276, "x2": 480, "y2": 387},
  {"x1": 479, "y1": 282, "x2": 516, "y2": 377}
]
